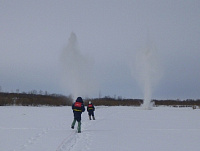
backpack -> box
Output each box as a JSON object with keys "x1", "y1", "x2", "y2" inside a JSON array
[
  {"x1": 73, "y1": 102, "x2": 83, "y2": 112},
  {"x1": 88, "y1": 104, "x2": 93, "y2": 108},
  {"x1": 74, "y1": 102, "x2": 82, "y2": 108}
]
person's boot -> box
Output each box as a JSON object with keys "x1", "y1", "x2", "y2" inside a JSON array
[
  {"x1": 92, "y1": 116, "x2": 95, "y2": 120},
  {"x1": 89, "y1": 116, "x2": 91, "y2": 120},
  {"x1": 77, "y1": 121, "x2": 81, "y2": 133},
  {"x1": 71, "y1": 119, "x2": 76, "y2": 129}
]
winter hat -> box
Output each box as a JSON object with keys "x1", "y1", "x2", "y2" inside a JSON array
[
  {"x1": 89, "y1": 101, "x2": 92, "y2": 104},
  {"x1": 76, "y1": 97, "x2": 83, "y2": 103}
]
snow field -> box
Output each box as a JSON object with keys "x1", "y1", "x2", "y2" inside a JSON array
[{"x1": 0, "y1": 106, "x2": 200, "y2": 151}]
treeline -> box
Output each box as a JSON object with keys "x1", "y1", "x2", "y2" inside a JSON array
[
  {"x1": 0, "y1": 92, "x2": 200, "y2": 107},
  {"x1": 85, "y1": 97, "x2": 142, "y2": 106},
  {"x1": 85, "y1": 98, "x2": 200, "y2": 107},
  {"x1": 0, "y1": 92, "x2": 72, "y2": 106},
  {"x1": 153, "y1": 99, "x2": 200, "y2": 107}
]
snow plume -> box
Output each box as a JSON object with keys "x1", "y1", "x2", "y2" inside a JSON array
[
  {"x1": 61, "y1": 32, "x2": 97, "y2": 99},
  {"x1": 130, "y1": 44, "x2": 163, "y2": 110}
]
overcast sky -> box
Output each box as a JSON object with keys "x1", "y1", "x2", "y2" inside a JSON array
[{"x1": 0, "y1": 0, "x2": 200, "y2": 99}]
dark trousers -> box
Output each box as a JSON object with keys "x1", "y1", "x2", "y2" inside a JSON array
[{"x1": 88, "y1": 111, "x2": 94, "y2": 116}]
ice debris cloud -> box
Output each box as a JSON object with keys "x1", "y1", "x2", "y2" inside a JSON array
[
  {"x1": 60, "y1": 32, "x2": 98, "y2": 98},
  {"x1": 130, "y1": 43, "x2": 163, "y2": 109}
]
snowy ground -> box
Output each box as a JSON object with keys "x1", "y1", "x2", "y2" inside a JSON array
[{"x1": 0, "y1": 106, "x2": 199, "y2": 151}]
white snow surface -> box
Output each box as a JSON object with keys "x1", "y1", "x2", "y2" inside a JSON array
[{"x1": 0, "y1": 106, "x2": 199, "y2": 151}]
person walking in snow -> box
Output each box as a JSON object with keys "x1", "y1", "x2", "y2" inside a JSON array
[
  {"x1": 87, "y1": 101, "x2": 95, "y2": 120},
  {"x1": 71, "y1": 97, "x2": 85, "y2": 133}
]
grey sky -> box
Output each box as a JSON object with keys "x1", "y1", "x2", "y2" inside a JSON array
[{"x1": 0, "y1": 0, "x2": 200, "y2": 99}]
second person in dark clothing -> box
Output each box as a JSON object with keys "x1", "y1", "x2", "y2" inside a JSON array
[
  {"x1": 87, "y1": 101, "x2": 95, "y2": 120},
  {"x1": 71, "y1": 97, "x2": 85, "y2": 133}
]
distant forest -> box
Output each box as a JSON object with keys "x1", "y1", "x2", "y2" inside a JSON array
[
  {"x1": 0, "y1": 92, "x2": 200, "y2": 108},
  {"x1": 0, "y1": 92, "x2": 73, "y2": 106}
]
